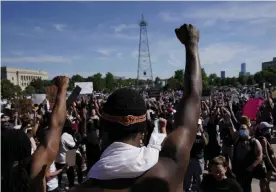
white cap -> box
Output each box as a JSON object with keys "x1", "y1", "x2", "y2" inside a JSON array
[
  {"x1": 14, "y1": 125, "x2": 22, "y2": 130},
  {"x1": 259, "y1": 122, "x2": 274, "y2": 129},
  {"x1": 198, "y1": 119, "x2": 202, "y2": 125}
]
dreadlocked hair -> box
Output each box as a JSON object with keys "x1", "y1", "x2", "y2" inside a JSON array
[
  {"x1": 102, "y1": 88, "x2": 147, "y2": 143},
  {"x1": 1, "y1": 129, "x2": 32, "y2": 192}
]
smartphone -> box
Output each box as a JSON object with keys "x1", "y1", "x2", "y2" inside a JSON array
[{"x1": 66, "y1": 86, "x2": 82, "y2": 110}]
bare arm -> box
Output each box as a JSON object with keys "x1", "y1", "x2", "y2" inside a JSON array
[
  {"x1": 160, "y1": 24, "x2": 201, "y2": 175},
  {"x1": 249, "y1": 139, "x2": 263, "y2": 169},
  {"x1": 45, "y1": 169, "x2": 62, "y2": 180},
  {"x1": 29, "y1": 76, "x2": 69, "y2": 192},
  {"x1": 202, "y1": 101, "x2": 210, "y2": 114},
  {"x1": 228, "y1": 119, "x2": 238, "y2": 139},
  {"x1": 261, "y1": 139, "x2": 276, "y2": 172}
]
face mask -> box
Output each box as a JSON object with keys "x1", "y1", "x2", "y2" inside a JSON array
[{"x1": 239, "y1": 129, "x2": 247, "y2": 137}]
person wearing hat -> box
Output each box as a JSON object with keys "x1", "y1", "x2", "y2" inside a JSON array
[
  {"x1": 184, "y1": 118, "x2": 209, "y2": 192},
  {"x1": 255, "y1": 121, "x2": 276, "y2": 192}
]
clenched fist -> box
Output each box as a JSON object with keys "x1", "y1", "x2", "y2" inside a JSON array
[
  {"x1": 175, "y1": 24, "x2": 199, "y2": 46},
  {"x1": 159, "y1": 118, "x2": 167, "y2": 134},
  {"x1": 54, "y1": 76, "x2": 69, "y2": 90}
]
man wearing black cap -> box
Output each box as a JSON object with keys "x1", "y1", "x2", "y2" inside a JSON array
[{"x1": 71, "y1": 23, "x2": 202, "y2": 192}]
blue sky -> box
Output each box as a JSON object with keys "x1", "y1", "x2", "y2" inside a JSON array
[{"x1": 2, "y1": 1, "x2": 276, "y2": 79}]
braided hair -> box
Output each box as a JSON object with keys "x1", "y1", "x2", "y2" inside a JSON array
[{"x1": 1, "y1": 128, "x2": 32, "y2": 192}]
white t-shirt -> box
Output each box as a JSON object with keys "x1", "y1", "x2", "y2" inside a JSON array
[
  {"x1": 55, "y1": 133, "x2": 76, "y2": 164},
  {"x1": 30, "y1": 137, "x2": 37, "y2": 154},
  {"x1": 47, "y1": 162, "x2": 58, "y2": 191}
]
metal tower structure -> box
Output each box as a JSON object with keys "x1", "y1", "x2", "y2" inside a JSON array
[{"x1": 136, "y1": 14, "x2": 153, "y2": 89}]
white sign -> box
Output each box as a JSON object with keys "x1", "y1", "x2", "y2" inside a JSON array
[
  {"x1": 74, "y1": 82, "x2": 93, "y2": 94},
  {"x1": 66, "y1": 149, "x2": 77, "y2": 166},
  {"x1": 32, "y1": 94, "x2": 46, "y2": 105}
]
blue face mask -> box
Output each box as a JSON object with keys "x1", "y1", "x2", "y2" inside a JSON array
[{"x1": 239, "y1": 129, "x2": 247, "y2": 137}]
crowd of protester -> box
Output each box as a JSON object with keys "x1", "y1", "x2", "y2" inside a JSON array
[{"x1": 2, "y1": 24, "x2": 276, "y2": 192}]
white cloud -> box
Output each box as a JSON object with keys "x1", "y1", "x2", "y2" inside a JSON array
[
  {"x1": 10, "y1": 51, "x2": 24, "y2": 56},
  {"x1": 158, "y1": 12, "x2": 182, "y2": 22},
  {"x1": 97, "y1": 48, "x2": 115, "y2": 56},
  {"x1": 116, "y1": 52, "x2": 123, "y2": 59},
  {"x1": 114, "y1": 33, "x2": 139, "y2": 40},
  {"x1": 112, "y1": 24, "x2": 138, "y2": 33},
  {"x1": 131, "y1": 50, "x2": 139, "y2": 59},
  {"x1": 34, "y1": 26, "x2": 43, "y2": 32},
  {"x1": 2, "y1": 55, "x2": 72, "y2": 64},
  {"x1": 168, "y1": 52, "x2": 183, "y2": 67},
  {"x1": 159, "y1": 2, "x2": 276, "y2": 27},
  {"x1": 199, "y1": 43, "x2": 251, "y2": 66},
  {"x1": 53, "y1": 24, "x2": 67, "y2": 32}
]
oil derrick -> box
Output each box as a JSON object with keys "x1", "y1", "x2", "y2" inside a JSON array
[{"x1": 136, "y1": 14, "x2": 153, "y2": 89}]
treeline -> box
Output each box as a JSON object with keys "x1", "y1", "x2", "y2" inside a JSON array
[
  {"x1": 1, "y1": 66, "x2": 276, "y2": 100},
  {"x1": 165, "y1": 66, "x2": 276, "y2": 90}
]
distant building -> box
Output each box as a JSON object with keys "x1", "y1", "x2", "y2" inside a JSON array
[
  {"x1": 1, "y1": 67, "x2": 48, "y2": 90},
  {"x1": 262, "y1": 57, "x2": 276, "y2": 70},
  {"x1": 239, "y1": 63, "x2": 250, "y2": 77},
  {"x1": 239, "y1": 71, "x2": 250, "y2": 77},
  {"x1": 220, "y1": 71, "x2": 226, "y2": 79},
  {"x1": 241, "y1": 63, "x2": 246, "y2": 73}
]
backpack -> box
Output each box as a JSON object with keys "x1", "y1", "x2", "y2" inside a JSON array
[
  {"x1": 234, "y1": 137, "x2": 267, "y2": 179},
  {"x1": 257, "y1": 136, "x2": 276, "y2": 173}
]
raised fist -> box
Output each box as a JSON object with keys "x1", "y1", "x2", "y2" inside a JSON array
[
  {"x1": 159, "y1": 118, "x2": 167, "y2": 134},
  {"x1": 54, "y1": 76, "x2": 69, "y2": 90},
  {"x1": 175, "y1": 24, "x2": 199, "y2": 46}
]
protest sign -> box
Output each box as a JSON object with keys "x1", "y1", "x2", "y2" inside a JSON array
[
  {"x1": 66, "y1": 149, "x2": 77, "y2": 166},
  {"x1": 242, "y1": 98, "x2": 263, "y2": 121},
  {"x1": 32, "y1": 94, "x2": 46, "y2": 105},
  {"x1": 74, "y1": 82, "x2": 93, "y2": 94}
]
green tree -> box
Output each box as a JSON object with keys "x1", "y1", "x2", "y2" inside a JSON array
[
  {"x1": 174, "y1": 70, "x2": 184, "y2": 83},
  {"x1": 105, "y1": 72, "x2": 115, "y2": 91},
  {"x1": 92, "y1": 73, "x2": 105, "y2": 91},
  {"x1": 25, "y1": 78, "x2": 45, "y2": 93},
  {"x1": 14, "y1": 85, "x2": 22, "y2": 97},
  {"x1": 246, "y1": 75, "x2": 255, "y2": 85},
  {"x1": 68, "y1": 74, "x2": 85, "y2": 90},
  {"x1": 214, "y1": 77, "x2": 221, "y2": 86},
  {"x1": 24, "y1": 86, "x2": 36, "y2": 95},
  {"x1": 201, "y1": 68, "x2": 209, "y2": 89},
  {"x1": 1, "y1": 80, "x2": 22, "y2": 100},
  {"x1": 208, "y1": 73, "x2": 218, "y2": 86},
  {"x1": 165, "y1": 78, "x2": 179, "y2": 90},
  {"x1": 238, "y1": 75, "x2": 248, "y2": 85},
  {"x1": 155, "y1": 76, "x2": 161, "y2": 86},
  {"x1": 229, "y1": 77, "x2": 239, "y2": 87},
  {"x1": 43, "y1": 80, "x2": 54, "y2": 87}
]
